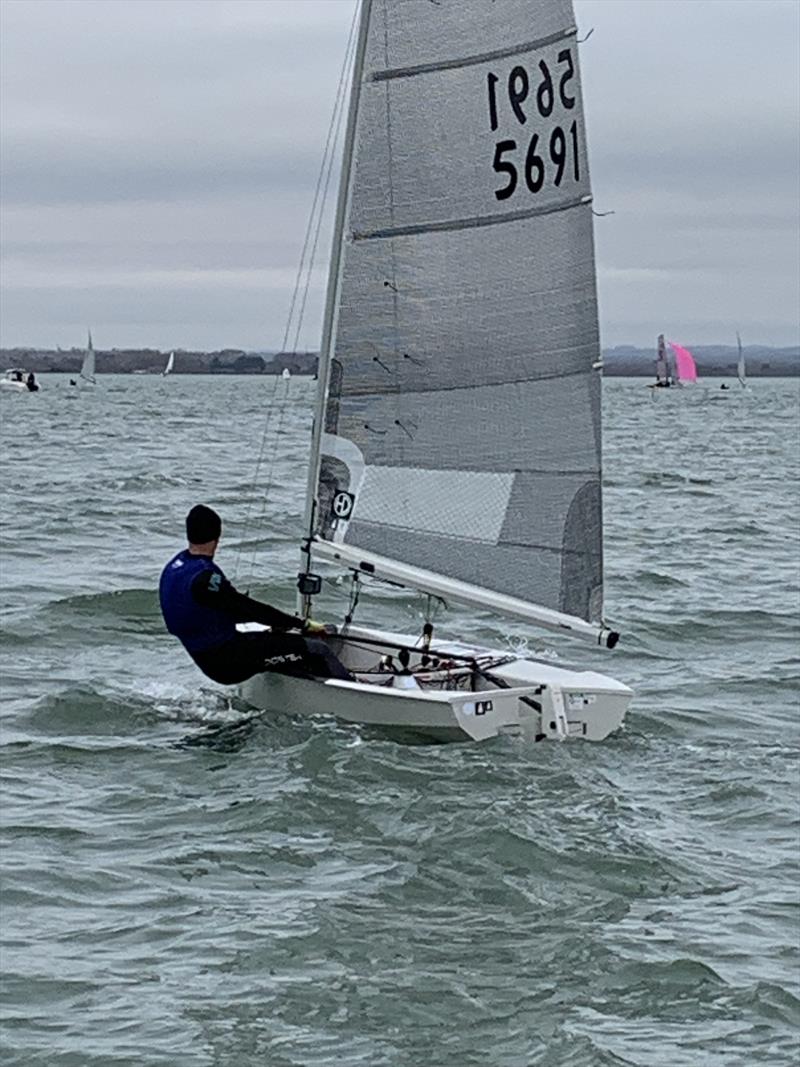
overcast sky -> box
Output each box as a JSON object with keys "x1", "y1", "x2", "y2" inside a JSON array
[{"x1": 1, "y1": 0, "x2": 798, "y2": 351}]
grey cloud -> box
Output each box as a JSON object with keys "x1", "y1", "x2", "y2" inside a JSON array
[{"x1": 1, "y1": 0, "x2": 798, "y2": 349}]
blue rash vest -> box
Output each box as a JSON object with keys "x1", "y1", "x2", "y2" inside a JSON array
[{"x1": 159, "y1": 550, "x2": 235, "y2": 654}]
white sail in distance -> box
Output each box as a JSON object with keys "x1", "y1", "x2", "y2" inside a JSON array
[
  {"x1": 80, "y1": 330, "x2": 96, "y2": 384},
  {"x1": 307, "y1": 0, "x2": 605, "y2": 629},
  {"x1": 163, "y1": 351, "x2": 175, "y2": 376},
  {"x1": 737, "y1": 333, "x2": 746, "y2": 387}
]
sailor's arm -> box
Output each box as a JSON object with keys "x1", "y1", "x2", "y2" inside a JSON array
[{"x1": 190, "y1": 571, "x2": 303, "y2": 630}]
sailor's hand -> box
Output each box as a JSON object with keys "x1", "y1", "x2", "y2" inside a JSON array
[{"x1": 302, "y1": 619, "x2": 328, "y2": 637}]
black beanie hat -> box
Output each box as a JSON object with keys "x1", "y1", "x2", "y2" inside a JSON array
[{"x1": 186, "y1": 504, "x2": 221, "y2": 544}]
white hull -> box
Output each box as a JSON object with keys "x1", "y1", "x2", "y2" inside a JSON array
[{"x1": 239, "y1": 625, "x2": 632, "y2": 743}]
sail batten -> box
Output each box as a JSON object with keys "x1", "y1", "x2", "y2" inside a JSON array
[
  {"x1": 309, "y1": 0, "x2": 604, "y2": 626},
  {"x1": 353, "y1": 194, "x2": 591, "y2": 241},
  {"x1": 370, "y1": 27, "x2": 576, "y2": 82}
]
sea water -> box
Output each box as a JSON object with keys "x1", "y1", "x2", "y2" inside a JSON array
[{"x1": 1, "y1": 376, "x2": 798, "y2": 1066}]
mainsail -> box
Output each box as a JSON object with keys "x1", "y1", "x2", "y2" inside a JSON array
[
  {"x1": 655, "y1": 334, "x2": 670, "y2": 385},
  {"x1": 307, "y1": 0, "x2": 605, "y2": 632},
  {"x1": 163, "y1": 351, "x2": 175, "y2": 376},
  {"x1": 81, "y1": 330, "x2": 96, "y2": 384},
  {"x1": 669, "y1": 341, "x2": 698, "y2": 384}
]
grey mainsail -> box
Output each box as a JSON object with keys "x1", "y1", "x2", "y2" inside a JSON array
[
  {"x1": 655, "y1": 334, "x2": 670, "y2": 385},
  {"x1": 308, "y1": 0, "x2": 604, "y2": 625}
]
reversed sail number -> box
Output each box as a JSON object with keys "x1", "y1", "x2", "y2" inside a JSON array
[
  {"x1": 332, "y1": 491, "x2": 354, "y2": 519},
  {"x1": 486, "y1": 50, "x2": 580, "y2": 201}
]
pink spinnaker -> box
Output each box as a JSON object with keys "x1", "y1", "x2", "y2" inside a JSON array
[{"x1": 668, "y1": 342, "x2": 698, "y2": 383}]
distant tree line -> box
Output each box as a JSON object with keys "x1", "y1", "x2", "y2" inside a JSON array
[
  {"x1": 0, "y1": 348, "x2": 319, "y2": 375},
  {"x1": 601, "y1": 344, "x2": 799, "y2": 377},
  {"x1": 1, "y1": 344, "x2": 797, "y2": 376}
]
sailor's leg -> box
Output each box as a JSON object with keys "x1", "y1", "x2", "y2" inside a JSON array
[
  {"x1": 257, "y1": 632, "x2": 352, "y2": 681},
  {"x1": 193, "y1": 633, "x2": 353, "y2": 684},
  {"x1": 300, "y1": 637, "x2": 353, "y2": 681}
]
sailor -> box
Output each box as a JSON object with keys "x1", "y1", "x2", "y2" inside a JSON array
[
  {"x1": 26, "y1": 372, "x2": 38, "y2": 392},
  {"x1": 159, "y1": 504, "x2": 353, "y2": 685}
]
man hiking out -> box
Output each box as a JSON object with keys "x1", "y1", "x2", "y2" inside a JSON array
[{"x1": 159, "y1": 504, "x2": 352, "y2": 685}]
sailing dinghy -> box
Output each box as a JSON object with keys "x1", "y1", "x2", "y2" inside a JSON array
[
  {"x1": 650, "y1": 334, "x2": 673, "y2": 388},
  {"x1": 240, "y1": 0, "x2": 633, "y2": 742},
  {"x1": 162, "y1": 351, "x2": 175, "y2": 377},
  {"x1": 70, "y1": 330, "x2": 97, "y2": 387},
  {"x1": 736, "y1": 333, "x2": 746, "y2": 387}
]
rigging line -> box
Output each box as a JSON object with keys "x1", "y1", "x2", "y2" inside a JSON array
[
  {"x1": 234, "y1": 5, "x2": 358, "y2": 584},
  {"x1": 282, "y1": 3, "x2": 359, "y2": 357},
  {"x1": 290, "y1": 23, "x2": 356, "y2": 356},
  {"x1": 233, "y1": 373, "x2": 283, "y2": 582},
  {"x1": 243, "y1": 372, "x2": 294, "y2": 586}
]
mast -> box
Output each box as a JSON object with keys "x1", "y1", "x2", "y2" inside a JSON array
[{"x1": 299, "y1": 0, "x2": 372, "y2": 617}]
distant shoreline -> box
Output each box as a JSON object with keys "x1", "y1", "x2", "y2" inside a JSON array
[{"x1": 2, "y1": 345, "x2": 798, "y2": 377}]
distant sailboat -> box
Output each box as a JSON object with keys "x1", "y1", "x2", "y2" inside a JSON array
[
  {"x1": 71, "y1": 330, "x2": 96, "y2": 387},
  {"x1": 651, "y1": 333, "x2": 673, "y2": 388},
  {"x1": 163, "y1": 351, "x2": 175, "y2": 377},
  {"x1": 669, "y1": 341, "x2": 698, "y2": 384},
  {"x1": 281, "y1": 367, "x2": 291, "y2": 380},
  {"x1": 736, "y1": 332, "x2": 746, "y2": 387}
]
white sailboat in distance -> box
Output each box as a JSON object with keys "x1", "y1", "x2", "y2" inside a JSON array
[
  {"x1": 162, "y1": 351, "x2": 175, "y2": 377},
  {"x1": 70, "y1": 330, "x2": 96, "y2": 387},
  {"x1": 240, "y1": 0, "x2": 633, "y2": 742},
  {"x1": 737, "y1": 332, "x2": 746, "y2": 387}
]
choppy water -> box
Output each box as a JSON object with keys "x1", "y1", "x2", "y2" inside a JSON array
[{"x1": 1, "y1": 375, "x2": 798, "y2": 1067}]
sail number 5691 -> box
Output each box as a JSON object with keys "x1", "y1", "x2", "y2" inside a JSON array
[{"x1": 486, "y1": 50, "x2": 580, "y2": 201}]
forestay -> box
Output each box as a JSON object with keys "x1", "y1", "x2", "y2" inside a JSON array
[{"x1": 308, "y1": 0, "x2": 604, "y2": 627}]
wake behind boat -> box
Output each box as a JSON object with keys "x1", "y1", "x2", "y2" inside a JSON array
[{"x1": 239, "y1": 0, "x2": 633, "y2": 742}]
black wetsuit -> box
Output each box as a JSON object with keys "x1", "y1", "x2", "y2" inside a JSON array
[{"x1": 159, "y1": 550, "x2": 351, "y2": 685}]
